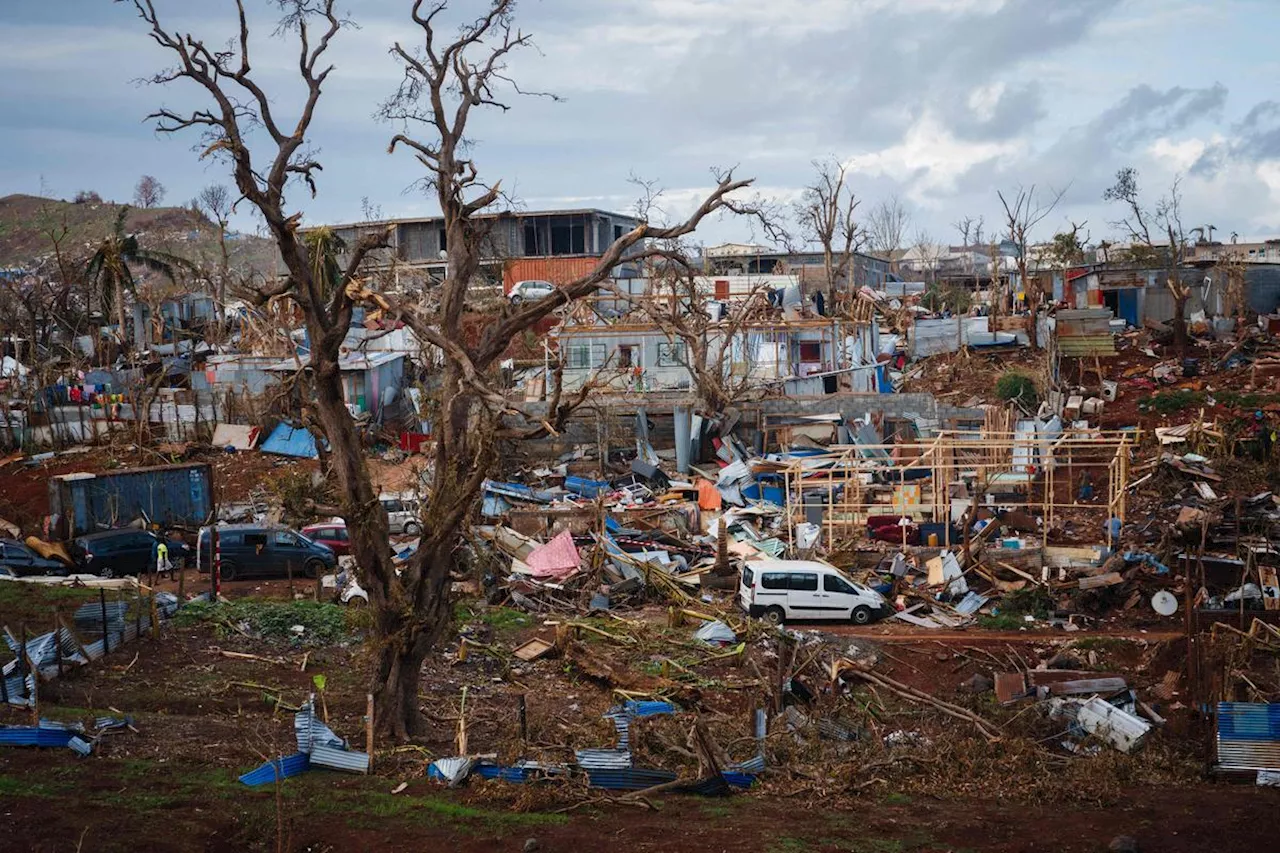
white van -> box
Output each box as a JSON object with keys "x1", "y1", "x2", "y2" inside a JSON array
[
  {"x1": 739, "y1": 559, "x2": 891, "y2": 626},
  {"x1": 380, "y1": 493, "x2": 422, "y2": 536}
]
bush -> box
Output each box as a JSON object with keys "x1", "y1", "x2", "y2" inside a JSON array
[
  {"x1": 996, "y1": 371, "x2": 1039, "y2": 408},
  {"x1": 921, "y1": 283, "x2": 972, "y2": 314},
  {"x1": 1138, "y1": 389, "x2": 1206, "y2": 415}
]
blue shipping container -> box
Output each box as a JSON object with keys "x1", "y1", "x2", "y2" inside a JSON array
[{"x1": 49, "y1": 462, "x2": 214, "y2": 537}]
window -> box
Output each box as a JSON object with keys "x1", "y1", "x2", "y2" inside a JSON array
[
  {"x1": 438, "y1": 228, "x2": 447, "y2": 252},
  {"x1": 551, "y1": 222, "x2": 586, "y2": 255},
  {"x1": 656, "y1": 342, "x2": 687, "y2": 367},
  {"x1": 614, "y1": 224, "x2": 625, "y2": 241},
  {"x1": 244, "y1": 533, "x2": 268, "y2": 551},
  {"x1": 824, "y1": 574, "x2": 854, "y2": 594},
  {"x1": 789, "y1": 573, "x2": 818, "y2": 591},
  {"x1": 381, "y1": 499, "x2": 405, "y2": 514},
  {"x1": 742, "y1": 567, "x2": 754, "y2": 587},
  {"x1": 567, "y1": 344, "x2": 593, "y2": 369},
  {"x1": 273, "y1": 531, "x2": 300, "y2": 548},
  {"x1": 335, "y1": 528, "x2": 349, "y2": 541},
  {"x1": 760, "y1": 572, "x2": 789, "y2": 590},
  {"x1": 219, "y1": 532, "x2": 243, "y2": 547},
  {"x1": 524, "y1": 223, "x2": 541, "y2": 255},
  {"x1": 617, "y1": 345, "x2": 637, "y2": 369},
  {"x1": 798, "y1": 342, "x2": 822, "y2": 362}
]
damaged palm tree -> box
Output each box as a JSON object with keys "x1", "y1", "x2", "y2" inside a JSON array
[{"x1": 124, "y1": 0, "x2": 759, "y2": 740}]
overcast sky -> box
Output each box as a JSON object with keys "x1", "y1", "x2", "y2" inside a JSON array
[{"x1": 3, "y1": 0, "x2": 1279, "y2": 249}]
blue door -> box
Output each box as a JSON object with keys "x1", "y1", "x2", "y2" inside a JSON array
[{"x1": 1117, "y1": 289, "x2": 1139, "y2": 326}]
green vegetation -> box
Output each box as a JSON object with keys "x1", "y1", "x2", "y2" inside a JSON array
[
  {"x1": 173, "y1": 599, "x2": 353, "y2": 644},
  {"x1": 767, "y1": 839, "x2": 809, "y2": 853},
  {"x1": 921, "y1": 282, "x2": 972, "y2": 314},
  {"x1": 0, "y1": 775, "x2": 70, "y2": 799},
  {"x1": 1070, "y1": 637, "x2": 1136, "y2": 652},
  {"x1": 882, "y1": 792, "x2": 912, "y2": 805},
  {"x1": 455, "y1": 603, "x2": 533, "y2": 633},
  {"x1": 339, "y1": 788, "x2": 568, "y2": 831},
  {"x1": 995, "y1": 371, "x2": 1039, "y2": 408},
  {"x1": 979, "y1": 586, "x2": 1053, "y2": 629},
  {"x1": 1137, "y1": 389, "x2": 1205, "y2": 414},
  {"x1": 0, "y1": 581, "x2": 98, "y2": 626}
]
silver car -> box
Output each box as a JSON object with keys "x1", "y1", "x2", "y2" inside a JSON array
[{"x1": 508, "y1": 279, "x2": 556, "y2": 305}]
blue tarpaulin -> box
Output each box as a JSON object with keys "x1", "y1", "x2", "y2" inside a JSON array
[{"x1": 261, "y1": 423, "x2": 320, "y2": 459}]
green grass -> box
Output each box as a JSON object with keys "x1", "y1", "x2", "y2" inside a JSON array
[
  {"x1": 768, "y1": 838, "x2": 809, "y2": 853},
  {"x1": 0, "y1": 774, "x2": 71, "y2": 798},
  {"x1": 339, "y1": 788, "x2": 568, "y2": 830},
  {"x1": 882, "y1": 792, "x2": 912, "y2": 805},
  {"x1": 977, "y1": 613, "x2": 1025, "y2": 630},
  {"x1": 173, "y1": 598, "x2": 353, "y2": 644},
  {"x1": 1137, "y1": 389, "x2": 1206, "y2": 414},
  {"x1": 1070, "y1": 637, "x2": 1135, "y2": 652},
  {"x1": 454, "y1": 603, "x2": 533, "y2": 634},
  {"x1": 0, "y1": 580, "x2": 98, "y2": 626}
]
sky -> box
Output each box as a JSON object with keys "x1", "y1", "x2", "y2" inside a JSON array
[{"x1": 3, "y1": 0, "x2": 1280, "y2": 251}]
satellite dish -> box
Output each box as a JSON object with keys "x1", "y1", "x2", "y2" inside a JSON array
[{"x1": 1151, "y1": 590, "x2": 1178, "y2": 617}]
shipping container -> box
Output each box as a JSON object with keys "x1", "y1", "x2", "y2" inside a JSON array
[
  {"x1": 502, "y1": 257, "x2": 604, "y2": 293},
  {"x1": 48, "y1": 462, "x2": 214, "y2": 538}
]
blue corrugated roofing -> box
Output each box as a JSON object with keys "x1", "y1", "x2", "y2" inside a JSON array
[
  {"x1": 261, "y1": 423, "x2": 320, "y2": 459},
  {"x1": 239, "y1": 752, "x2": 311, "y2": 786}
]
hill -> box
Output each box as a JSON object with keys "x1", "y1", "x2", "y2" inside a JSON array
[{"x1": 0, "y1": 193, "x2": 279, "y2": 278}]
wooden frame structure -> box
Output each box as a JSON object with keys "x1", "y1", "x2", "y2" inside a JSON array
[{"x1": 778, "y1": 427, "x2": 1134, "y2": 552}]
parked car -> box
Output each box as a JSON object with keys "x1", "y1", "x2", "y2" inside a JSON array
[
  {"x1": 0, "y1": 538, "x2": 69, "y2": 577},
  {"x1": 738, "y1": 559, "x2": 892, "y2": 626},
  {"x1": 197, "y1": 525, "x2": 336, "y2": 581},
  {"x1": 71, "y1": 529, "x2": 178, "y2": 579},
  {"x1": 507, "y1": 279, "x2": 555, "y2": 305},
  {"x1": 302, "y1": 522, "x2": 350, "y2": 556},
  {"x1": 380, "y1": 494, "x2": 422, "y2": 536}
]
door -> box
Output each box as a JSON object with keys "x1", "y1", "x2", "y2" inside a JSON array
[
  {"x1": 822, "y1": 573, "x2": 858, "y2": 618},
  {"x1": 756, "y1": 571, "x2": 791, "y2": 613},
  {"x1": 784, "y1": 572, "x2": 821, "y2": 617},
  {"x1": 1116, "y1": 289, "x2": 1139, "y2": 326},
  {"x1": 240, "y1": 531, "x2": 271, "y2": 577},
  {"x1": 124, "y1": 532, "x2": 157, "y2": 576},
  {"x1": 270, "y1": 530, "x2": 307, "y2": 578}
]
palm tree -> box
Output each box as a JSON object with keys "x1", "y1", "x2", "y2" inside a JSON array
[{"x1": 83, "y1": 205, "x2": 191, "y2": 349}]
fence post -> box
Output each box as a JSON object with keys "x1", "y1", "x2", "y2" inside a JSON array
[
  {"x1": 52, "y1": 607, "x2": 63, "y2": 678},
  {"x1": 100, "y1": 588, "x2": 110, "y2": 655},
  {"x1": 212, "y1": 527, "x2": 221, "y2": 601}
]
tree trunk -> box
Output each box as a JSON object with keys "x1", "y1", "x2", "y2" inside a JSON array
[
  {"x1": 1172, "y1": 294, "x2": 1189, "y2": 358},
  {"x1": 115, "y1": 280, "x2": 129, "y2": 352}
]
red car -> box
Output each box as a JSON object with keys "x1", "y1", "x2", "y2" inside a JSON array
[{"x1": 302, "y1": 522, "x2": 350, "y2": 556}]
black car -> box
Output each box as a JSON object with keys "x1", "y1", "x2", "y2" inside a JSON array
[
  {"x1": 197, "y1": 525, "x2": 336, "y2": 581},
  {"x1": 0, "y1": 538, "x2": 70, "y2": 577},
  {"x1": 71, "y1": 529, "x2": 188, "y2": 579}
]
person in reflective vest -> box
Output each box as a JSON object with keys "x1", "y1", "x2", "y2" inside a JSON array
[{"x1": 155, "y1": 538, "x2": 172, "y2": 579}]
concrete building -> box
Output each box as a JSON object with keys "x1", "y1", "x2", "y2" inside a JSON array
[
  {"x1": 316, "y1": 208, "x2": 643, "y2": 293},
  {"x1": 702, "y1": 243, "x2": 892, "y2": 290}
]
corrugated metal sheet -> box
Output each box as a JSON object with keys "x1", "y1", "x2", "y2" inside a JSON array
[
  {"x1": 260, "y1": 423, "x2": 320, "y2": 459},
  {"x1": 582, "y1": 767, "x2": 678, "y2": 790},
  {"x1": 309, "y1": 744, "x2": 370, "y2": 774},
  {"x1": 1217, "y1": 702, "x2": 1280, "y2": 771},
  {"x1": 294, "y1": 701, "x2": 345, "y2": 753},
  {"x1": 1057, "y1": 335, "x2": 1117, "y2": 356},
  {"x1": 239, "y1": 752, "x2": 311, "y2": 786},
  {"x1": 50, "y1": 463, "x2": 213, "y2": 537}
]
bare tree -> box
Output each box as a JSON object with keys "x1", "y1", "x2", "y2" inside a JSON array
[
  {"x1": 997, "y1": 184, "x2": 1064, "y2": 346},
  {"x1": 134, "y1": 175, "x2": 166, "y2": 209},
  {"x1": 1103, "y1": 167, "x2": 1191, "y2": 354},
  {"x1": 610, "y1": 260, "x2": 770, "y2": 415},
  {"x1": 124, "y1": 0, "x2": 757, "y2": 740},
  {"x1": 865, "y1": 196, "x2": 911, "y2": 274},
  {"x1": 194, "y1": 184, "x2": 233, "y2": 321},
  {"x1": 911, "y1": 229, "x2": 942, "y2": 285},
  {"x1": 795, "y1": 158, "x2": 863, "y2": 291},
  {"x1": 1044, "y1": 221, "x2": 1088, "y2": 311}
]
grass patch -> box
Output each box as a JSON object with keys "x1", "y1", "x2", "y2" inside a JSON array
[
  {"x1": 173, "y1": 598, "x2": 353, "y2": 644},
  {"x1": 1070, "y1": 637, "x2": 1135, "y2": 652},
  {"x1": 977, "y1": 613, "x2": 1025, "y2": 630},
  {"x1": 455, "y1": 603, "x2": 533, "y2": 634},
  {"x1": 768, "y1": 839, "x2": 809, "y2": 853},
  {"x1": 883, "y1": 792, "x2": 912, "y2": 805},
  {"x1": 0, "y1": 774, "x2": 71, "y2": 798},
  {"x1": 340, "y1": 789, "x2": 567, "y2": 830},
  {"x1": 1137, "y1": 389, "x2": 1205, "y2": 415},
  {"x1": 0, "y1": 580, "x2": 98, "y2": 626}
]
